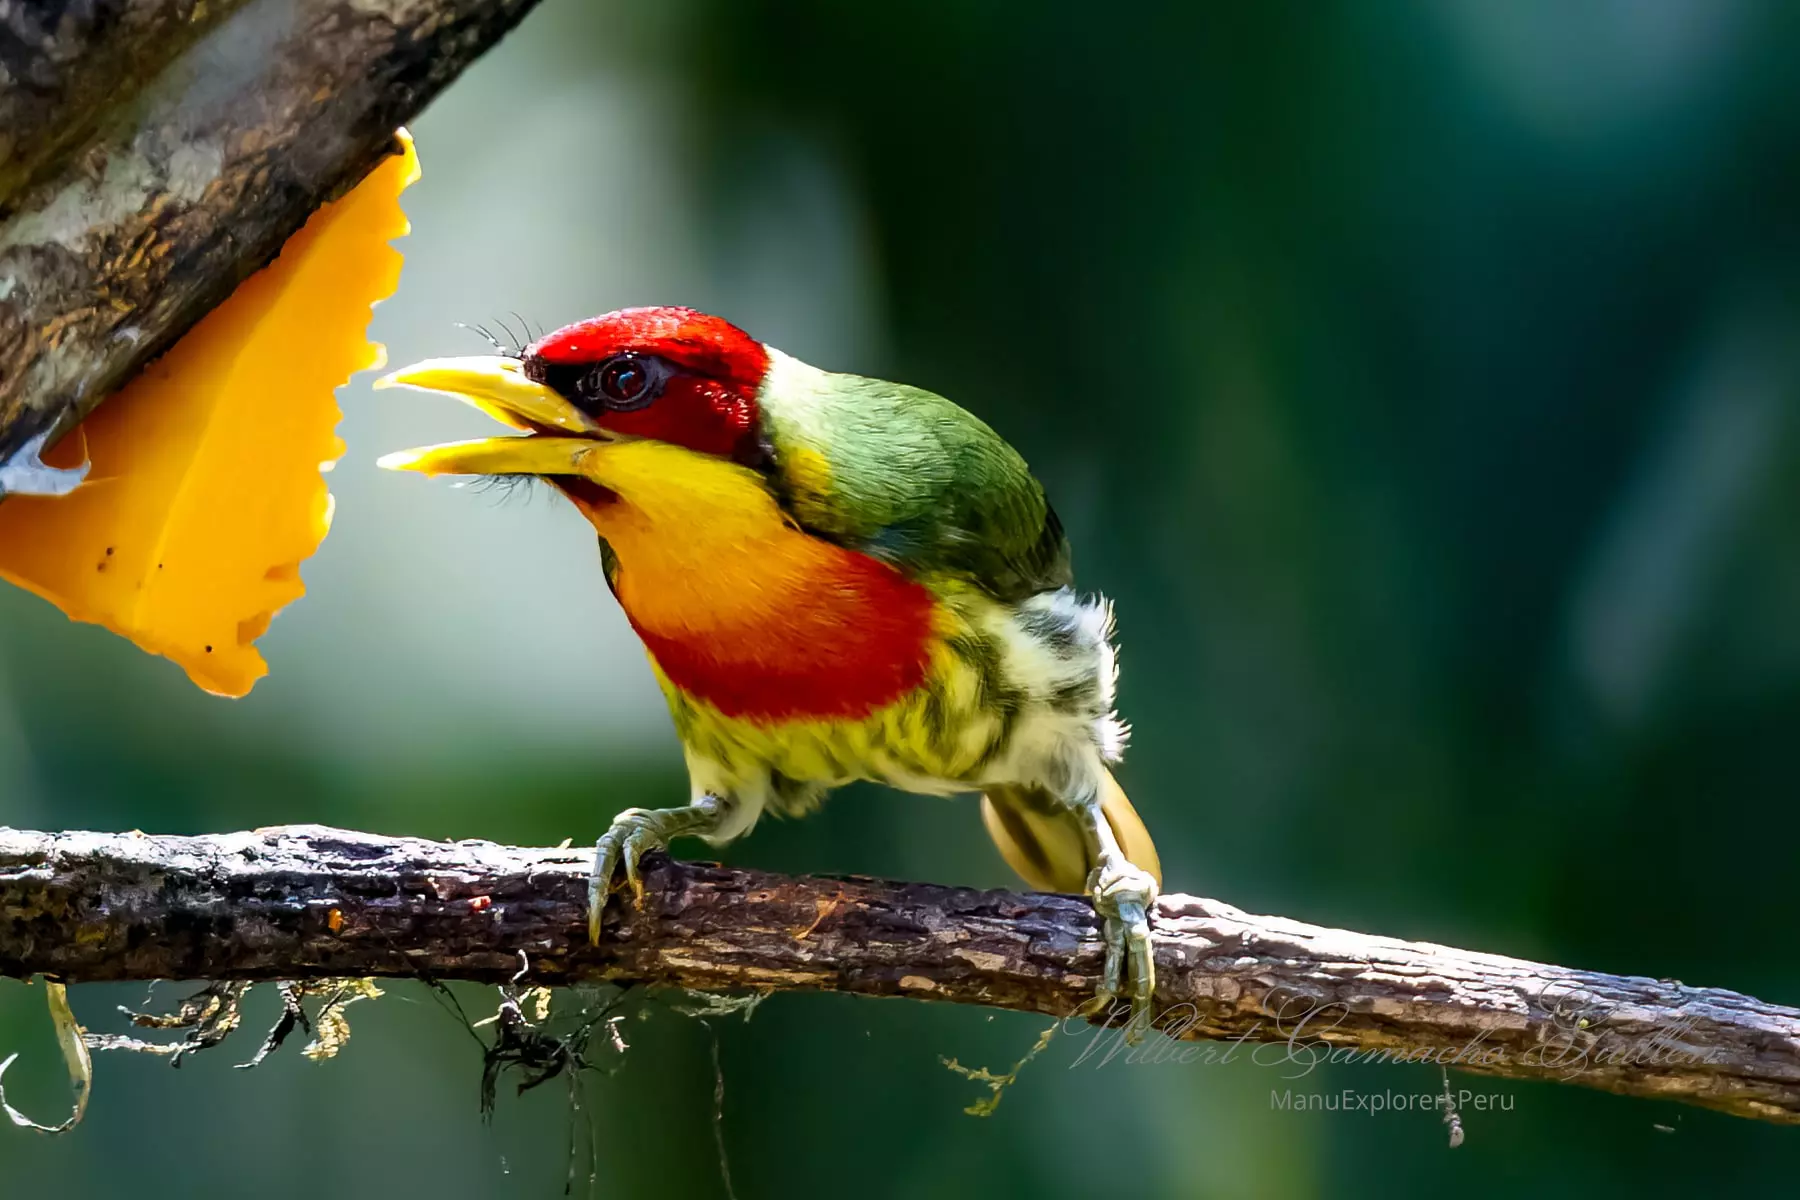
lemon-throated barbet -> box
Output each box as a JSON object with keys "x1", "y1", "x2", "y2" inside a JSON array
[{"x1": 377, "y1": 307, "x2": 1163, "y2": 1020}]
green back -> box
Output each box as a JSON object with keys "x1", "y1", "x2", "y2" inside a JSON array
[{"x1": 759, "y1": 360, "x2": 1071, "y2": 603}]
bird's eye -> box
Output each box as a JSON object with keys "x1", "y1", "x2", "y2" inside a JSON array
[{"x1": 581, "y1": 354, "x2": 662, "y2": 411}]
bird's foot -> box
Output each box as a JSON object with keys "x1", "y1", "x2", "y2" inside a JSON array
[
  {"x1": 1087, "y1": 857, "x2": 1159, "y2": 1043},
  {"x1": 0, "y1": 428, "x2": 88, "y2": 497},
  {"x1": 586, "y1": 796, "x2": 727, "y2": 944}
]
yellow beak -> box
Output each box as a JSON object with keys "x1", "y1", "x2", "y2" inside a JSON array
[{"x1": 372, "y1": 355, "x2": 606, "y2": 477}]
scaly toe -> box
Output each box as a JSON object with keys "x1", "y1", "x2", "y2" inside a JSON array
[
  {"x1": 583, "y1": 801, "x2": 724, "y2": 942},
  {"x1": 587, "y1": 810, "x2": 649, "y2": 943},
  {"x1": 587, "y1": 831, "x2": 624, "y2": 945},
  {"x1": 1088, "y1": 861, "x2": 1159, "y2": 1042},
  {"x1": 622, "y1": 826, "x2": 653, "y2": 908},
  {"x1": 587, "y1": 809, "x2": 675, "y2": 938},
  {"x1": 1117, "y1": 900, "x2": 1156, "y2": 1043},
  {"x1": 1101, "y1": 914, "x2": 1126, "y2": 1003}
]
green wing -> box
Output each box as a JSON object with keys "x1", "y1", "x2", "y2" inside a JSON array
[{"x1": 761, "y1": 364, "x2": 1071, "y2": 602}]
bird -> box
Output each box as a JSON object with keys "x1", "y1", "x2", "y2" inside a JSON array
[{"x1": 375, "y1": 306, "x2": 1162, "y2": 1024}]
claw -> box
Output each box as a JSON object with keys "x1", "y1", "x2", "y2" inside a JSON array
[
  {"x1": 1100, "y1": 914, "x2": 1125, "y2": 1002},
  {"x1": 587, "y1": 808, "x2": 649, "y2": 945},
  {"x1": 622, "y1": 823, "x2": 649, "y2": 908},
  {"x1": 583, "y1": 797, "x2": 731, "y2": 946},
  {"x1": 587, "y1": 834, "x2": 616, "y2": 945},
  {"x1": 1088, "y1": 859, "x2": 1159, "y2": 1043}
]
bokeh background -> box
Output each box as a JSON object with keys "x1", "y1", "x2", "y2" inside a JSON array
[{"x1": 4, "y1": 0, "x2": 1798, "y2": 1195}]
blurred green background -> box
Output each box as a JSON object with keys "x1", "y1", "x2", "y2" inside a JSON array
[{"x1": 3, "y1": 0, "x2": 1798, "y2": 1194}]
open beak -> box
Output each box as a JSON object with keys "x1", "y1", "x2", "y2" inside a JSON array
[{"x1": 373, "y1": 355, "x2": 606, "y2": 478}]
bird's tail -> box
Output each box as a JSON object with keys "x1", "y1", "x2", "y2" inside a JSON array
[{"x1": 980, "y1": 768, "x2": 1162, "y2": 895}]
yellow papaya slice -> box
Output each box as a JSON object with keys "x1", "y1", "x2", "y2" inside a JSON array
[{"x1": 0, "y1": 131, "x2": 421, "y2": 696}]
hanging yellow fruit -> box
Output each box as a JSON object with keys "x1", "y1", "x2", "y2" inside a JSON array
[{"x1": 0, "y1": 132, "x2": 420, "y2": 697}]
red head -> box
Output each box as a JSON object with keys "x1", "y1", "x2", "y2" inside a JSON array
[{"x1": 522, "y1": 307, "x2": 771, "y2": 465}]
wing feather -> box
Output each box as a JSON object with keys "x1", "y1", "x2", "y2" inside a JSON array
[{"x1": 760, "y1": 358, "x2": 1070, "y2": 602}]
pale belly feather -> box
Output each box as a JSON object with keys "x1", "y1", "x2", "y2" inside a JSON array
[{"x1": 654, "y1": 582, "x2": 1126, "y2": 840}]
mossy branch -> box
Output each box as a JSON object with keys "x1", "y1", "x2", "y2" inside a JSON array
[{"x1": 1, "y1": 824, "x2": 1796, "y2": 1126}]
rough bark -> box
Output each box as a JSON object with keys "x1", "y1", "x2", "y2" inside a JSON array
[
  {"x1": 1, "y1": 824, "x2": 1796, "y2": 1126},
  {"x1": 0, "y1": 0, "x2": 251, "y2": 204},
  {"x1": 0, "y1": 0, "x2": 541, "y2": 483}
]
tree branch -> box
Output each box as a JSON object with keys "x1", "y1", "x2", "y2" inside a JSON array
[
  {"x1": 1, "y1": 824, "x2": 1795, "y2": 1124},
  {"x1": 0, "y1": 0, "x2": 251, "y2": 204},
  {"x1": 0, "y1": 0, "x2": 541, "y2": 480}
]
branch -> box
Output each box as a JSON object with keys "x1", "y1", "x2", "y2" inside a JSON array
[
  {"x1": 0, "y1": 0, "x2": 251, "y2": 204},
  {"x1": 0, "y1": 0, "x2": 541, "y2": 477},
  {"x1": 1, "y1": 825, "x2": 1796, "y2": 1124}
]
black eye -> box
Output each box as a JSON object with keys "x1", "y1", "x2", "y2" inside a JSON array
[{"x1": 581, "y1": 353, "x2": 662, "y2": 411}]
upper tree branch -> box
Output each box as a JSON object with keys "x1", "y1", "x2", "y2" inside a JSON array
[
  {"x1": 0, "y1": 0, "x2": 251, "y2": 204},
  {"x1": 1, "y1": 825, "x2": 1795, "y2": 1125},
  {"x1": 0, "y1": 0, "x2": 541, "y2": 475}
]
